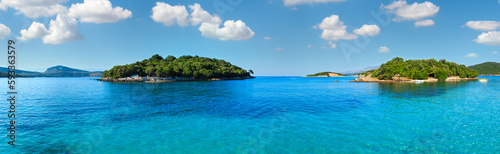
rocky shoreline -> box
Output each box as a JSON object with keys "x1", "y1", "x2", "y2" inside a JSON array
[
  {"x1": 97, "y1": 76, "x2": 255, "y2": 83},
  {"x1": 351, "y1": 74, "x2": 479, "y2": 83}
]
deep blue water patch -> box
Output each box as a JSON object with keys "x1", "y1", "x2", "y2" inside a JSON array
[{"x1": 0, "y1": 76, "x2": 499, "y2": 153}]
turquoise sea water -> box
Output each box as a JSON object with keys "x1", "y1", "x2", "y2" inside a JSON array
[{"x1": 1, "y1": 76, "x2": 499, "y2": 153}]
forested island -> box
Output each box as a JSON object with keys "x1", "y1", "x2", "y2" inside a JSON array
[
  {"x1": 468, "y1": 62, "x2": 500, "y2": 75},
  {"x1": 354, "y1": 57, "x2": 479, "y2": 82},
  {"x1": 100, "y1": 54, "x2": 254, "y2": 82},
  {"x1": 305, "y1": 72, "x2": 347, "y2": 77}
]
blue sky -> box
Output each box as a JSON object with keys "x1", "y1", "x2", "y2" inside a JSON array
[{"x1": 0, "y1": 0, "x2": 499, "y2": 76}]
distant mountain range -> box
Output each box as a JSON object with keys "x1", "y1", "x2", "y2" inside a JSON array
[
  {"x1": 0, "y1": 67, "x2": 43, "y2": 76},
  {"x1": 0, "y1": 71, "x2": 26, "y2": 77},
  {"x1": 468, "y1": 62, "x2": 500, "y2": 75},
  {"x1": 0, "y1": 65, "x2": 103, "y2": 77},
  {"x1": 342, "y1": 66, "x2": 380, "y2": 75}
]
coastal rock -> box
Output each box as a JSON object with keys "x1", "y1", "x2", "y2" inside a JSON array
[
  {"x1": 304, "y1": 72, "x2": 347, "y2": 77},
  {"x1": 98, "y1": 76, "x2": 255, "y2": 83},
  {"x1": 352, "y1": 74, "x2": 477, "y2": 83}
]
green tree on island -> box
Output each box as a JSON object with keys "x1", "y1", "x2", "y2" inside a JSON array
[
  {"x1": 370, "y1": 57, "x2": 479, "y2": 80},
  {"x1": 468, "y1": 62, "x2": 500, "y2": 75},
  {"x1": 102, "y1": 54, "x2": 252, "y2": 79}
]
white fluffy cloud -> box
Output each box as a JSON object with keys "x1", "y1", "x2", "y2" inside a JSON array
[
  {"x1": 321, "y1": 29, "x2": 357, "y2": 41},
  {"x1": 464, "y1": 21, "x2": 500, "y2": 31},
  {"x1": 475, "y1": 31, "x2": 500, "y2": 46},
  {"x1": 381, "y1": 0, "x2": 439, "y2": 26},
  {"x1": 378, "y1": 46, "x2": 390, "y2": 53},
  {"x1": 0, "y1": 3, "x2": 6, "y2": 11},
  {"x1": 10, "y1": 0, "x2": 130, "y2": 44},
  {"x1": 275, "y1": 47, "x2": 284, "y2": 51},
  {"x1": 381, "y1": 0, "x2": 439, "y2": 20},
  {"x1": 318, "y1": 15, "x2": 357, "y2": 41},
  {"x1": 151, "y1": 2, "x2": 189, "y2": 27},
  {"x1": 414, "y1": 19, "x2": 435, "y2": 27},
  {"x1": 188, "y1": 3, "x2": 221, "y2": 26},
  {"x1": 492, "y1": 51, "x2": 498, "y2": 55},
  {"x1": 43, "y1": 14, "x2": 83, "y2": 44},
  {"x1": 151, "y1": 3, "x2": 254, "y2": 41},
  {"x1": 317, "y1": 15, "x2": 382, "y2": 42},
  {"x1": 19, "y1": 15, "x2": 83, "y2": 44},
  {"x1": 0, "y1": 23, "x2": 11, "y2": 38},
  {"x1": 464, "y1": 53, "x2": 479, "y2": 58},
  {"x1": 18, "y1": 22, "x2": 49, "y2": 40},
  {"x1": 67, "y1": 0, "x2": 132, "y2": 24},
  {"x1": 318, "y1": 15, "x2": 345, "y2": 30},
  {"x1": 353, "y1": 24, "x2": 380, "y2": 36},
  {"x1": 0, "y1": 0, "x2": 68, "y2": 18},
  {"x1": 151, "y1": 2, "x2": 222, "y2": 26},
  {"x1": 199, "y1": 20, "x2": 255, "y2": 41},
  {"x1": 283, "y1": 0, "x2": 346, "y2": 6}
]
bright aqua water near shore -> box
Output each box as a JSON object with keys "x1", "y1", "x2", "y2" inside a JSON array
[{"x1": 1, "y1": 76, "x2": 499, "y2": 153}]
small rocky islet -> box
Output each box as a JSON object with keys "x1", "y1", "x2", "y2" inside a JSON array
[{"x1": 303, "y1": 72, "x2": 347, "y2": 77}]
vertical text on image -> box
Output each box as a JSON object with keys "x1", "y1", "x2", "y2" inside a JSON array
[{"x1": 7, "y1": 40, "x2": 16, "y2": 146}]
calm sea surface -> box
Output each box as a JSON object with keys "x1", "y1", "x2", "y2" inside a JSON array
[{"x1": 1, "y1": 76, "x2": 499, "y2": 153}]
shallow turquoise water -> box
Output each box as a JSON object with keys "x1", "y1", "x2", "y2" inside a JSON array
[{"x1": 1, "y1": 76, "x2": 499, "y2": 153}]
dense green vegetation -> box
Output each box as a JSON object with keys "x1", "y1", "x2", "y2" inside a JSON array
[
  {"x1": 369, "y1": 57, "x2": 479, "y2": 80},
  {"x1": 468, "y1": 62, "x2": 500, "y2": 75},
  {"x1": 102, "y1": 54, "x2": 253, "y2": 79},
  {"x1": 306, "y1": 72, "x2": 346, "y2": 77}
]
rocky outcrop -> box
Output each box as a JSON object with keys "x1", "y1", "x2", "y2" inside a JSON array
[
  {"x1": 98, "y1": 76, "x2": 255, "y2": 83},
  {"x1": 352, "y1": 74, "x2": 477, "y2": 83}
]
